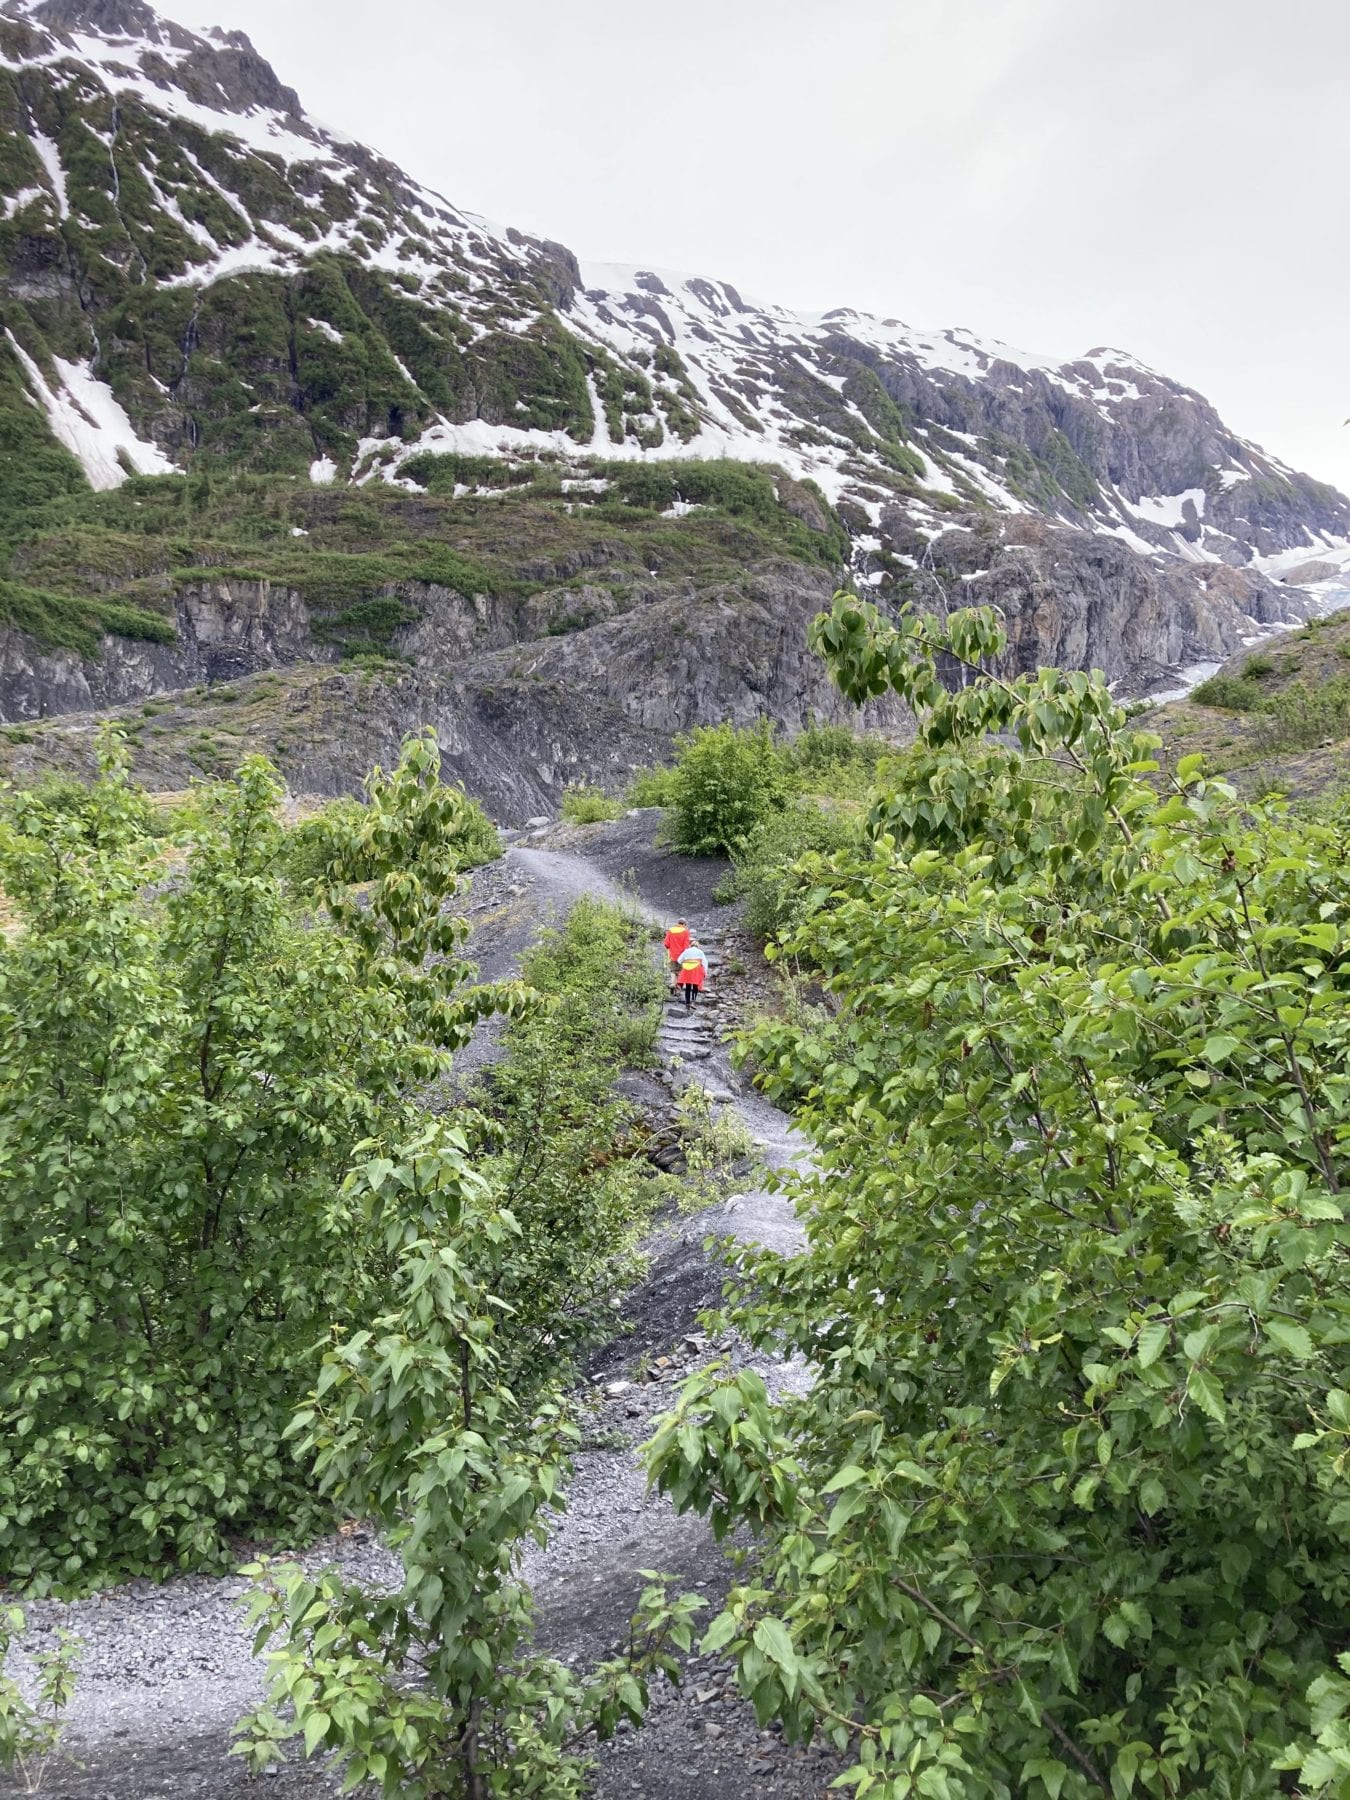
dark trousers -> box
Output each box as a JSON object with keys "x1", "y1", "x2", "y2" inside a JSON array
[{"x1": 680, "y1": 982, "x2": 698, "y2": 1010}]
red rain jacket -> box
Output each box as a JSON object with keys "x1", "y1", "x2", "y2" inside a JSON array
[
  {"x1": 663, "y1": 924, "x2": 692, "y2": 962},
  {"x1": 677, "y1": 949, "x2": 707, "y2": 990}
]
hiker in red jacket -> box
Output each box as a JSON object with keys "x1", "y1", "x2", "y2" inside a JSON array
[{"x1": 663, "y1": 918, "x2": 691, "y2": 986}]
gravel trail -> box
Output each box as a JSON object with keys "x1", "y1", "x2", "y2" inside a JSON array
[{"x1": 10, "y1": 813, "x2": 832, "y2": 1800}]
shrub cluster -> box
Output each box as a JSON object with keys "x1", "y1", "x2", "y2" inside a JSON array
[
  {"x1": 0, "y1": 733, "x2": 516, "y2": 1590},
  {"x1": 649, "y1": 592, "x2": 1350, "y2": 1798},
  {"x1": 560, "y1": 782, "x2": 625, "y2": 825}
]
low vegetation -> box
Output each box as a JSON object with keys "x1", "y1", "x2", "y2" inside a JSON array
[
  {"x1": 0, "y1": 456, "x2": 849, "y2": 659},
  {"x1": 0, "y1": 732, "x2": 527, "y2": 1590},
  {"x1": 560, "y1": 782, "x2": 625, "y2": 825},
  {"x1": 662, "y1": 719, "x2": 793, "y2": 857},
  {"x1": 1158, "y1": 617, "x2": 1350, "y2": 788}
]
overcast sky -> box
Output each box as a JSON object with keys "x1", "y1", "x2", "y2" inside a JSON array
[{"x1": 159, "y1": 0, "x2": 1350, "y2": 491}]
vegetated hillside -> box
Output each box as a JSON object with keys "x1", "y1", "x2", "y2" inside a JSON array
[
  {"x1": 1146, "y1": 609, "x2": 1350, "y2": 798},
  {"x1": 0, "y1": 461, "x2": 908, "y2": 815},
  {"x1": 1, "y1": 0, "x2": 1348, "y2": 772}
]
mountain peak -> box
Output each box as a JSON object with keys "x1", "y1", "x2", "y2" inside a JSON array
[
  {"x1": 0, "y1": 0, "x2": 1345, "y2": 591},
  {"x1": 1, "y1": 0, "x2": 304, "y2": 117}
]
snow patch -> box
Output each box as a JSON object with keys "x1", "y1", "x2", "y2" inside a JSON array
[
  {"x1": 29, "y1": 132, "x2": 68, "y2": 219},
  {"x1": 1097, "y1": 523, "x2": 1163, "y2": 558},
  {"x1": 309, "y1": 457, "x2": 337, "y2": 485},
  {"x1": 1123, "y1": 488, "x2": 1206, "y2": 528},
  {"x1": 1147, "y1": 659, "x2": 1222, "y2": 705},
  {"x1": 3, "y1": 187, "x2": 43, "y2": 218},
  {"x1": 305, "y1": 317, "x2": 343, "y2": 345},
  {"x1": 6, "y1": 332, "x2": 178, "y2": 490}
]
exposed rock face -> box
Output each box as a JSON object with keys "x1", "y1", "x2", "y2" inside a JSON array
[
  {"x1": 0, "y1": 580, "x2": 332, "y2": 719},
  {"x1": 0, "y1": 562, "x2": 913, "y2": 816},
  {"x1": 893, "y1": 513, "x2": 1312, "y2": 691}
]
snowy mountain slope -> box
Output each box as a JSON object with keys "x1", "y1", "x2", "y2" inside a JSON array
[
  {"x1": 1, "y1": 0, "x2": 1348, "y2": 772},
  {"x1": 2, "y1": 0, "x2": 1347, "y2": 569}
]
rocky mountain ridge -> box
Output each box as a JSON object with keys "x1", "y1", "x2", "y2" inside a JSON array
[{"x1": 0, "y1": 0, "x2": 1347, "y2": 792}]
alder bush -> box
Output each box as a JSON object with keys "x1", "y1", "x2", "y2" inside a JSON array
[
  {"x1": 0, "y1": 732, "x2": 522, "y2": 1590},
  {"x1": 649, "y1": 594, "x2": 1350, "y2": 1798},
  {"x1": 664, "y1": 720, "x2": 791, "y2": 856}
]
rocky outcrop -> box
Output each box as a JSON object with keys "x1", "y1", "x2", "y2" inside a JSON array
[
  {"x1": 464, "y1": 564, "x2": 905, "y2": 739},
  {"x1": 0, "y1": 579, "x2": 334, "y2": 719},
  {"x1": 0, "y1": 561, "x2": 910, "y2": 818},
  {"x1": 886, "y1": 512, "x2": 1311, "y2": 692}
]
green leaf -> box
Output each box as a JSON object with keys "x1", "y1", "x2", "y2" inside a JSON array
[
  {"x1": 302, "y1": 1711, "x2": 331, "y2": 1756},
  {"x1": 753, "y1": 1616, "x2": 798, "y2": 1671},
  {"x1": 1187, "y1": 1366, "x2": 1226, "y2": 1423},
  {"x1": 821, "y1": 1464, "x2": 869, "y2": 1493},
  {"x1": 1138, "y1": 1476, "x2": 1166, "y2": 1516},
  {"x1": 1264, "y1": 1318, "x2": 1314, "y2": 1360},
  {"x1": 1135, "y1": 1320, "x2": 1169, "y2": 1367}
]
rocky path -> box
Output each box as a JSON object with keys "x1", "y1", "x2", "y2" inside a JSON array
[{"x1": 8, "y1": 813, "x2": 834, "y2": 1800}]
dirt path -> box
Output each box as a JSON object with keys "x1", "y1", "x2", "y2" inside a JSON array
[{"x1": 11, "y1": 813, "x2": 834, "y2": 1800}]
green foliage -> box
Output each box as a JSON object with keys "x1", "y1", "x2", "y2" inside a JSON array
[
  {"x1": 0, "y1": 768, "x2": 154, "y2": 842},
  {"x1": 0, "y1": 732, "x2": 523, "y2": 1590},
  {"x1": 784, "y1": 723, "x2": 893, "y2": 801},
  {"x1": 281, "y1": 791, "x2": 500, "y2": 892},
  {"x1": 626, "y1": 763, "x2": 679, "y2": 809},
  {"x1": 235, "y1": 900, "x2": 684, "y2": 1795},
  {"x1": 671, "y1": 1085, "x2": 757, "y2": 1205},
  {"x1": 604, "y1": 459, "x2": 779, "y2": 521},
  {"x1": 400, "y1": 452, "x2": 536, "y2": 492},
  {"x1": 1257, "y1": 674, "x2": 1350, "y2": 754},
  {"x1": 729, "y1": 799, "x2": 863, "y2": 941},
  {"x1": 0, "y1": 577, "x2": 176, "y2": 657},
  {"x1": 0, "y1": 336, "x2": 89, "y2": 535},
  {"x1": 0, "y1": 1606, "x2": 81, "y2": 1794},
  {"x1": 475, "y1": 895, "x2": 667, "y2": 1349},
  {"x1": 560, "y1": 782, "x2": 624, "y2": 825},
  {"x1": 476, "y1": 321, "x2": 594, "y2": 442},
  {"x1": 647, "y1": 590, "x2": 1350, "y2": 1799},
  {"x1": 665, "y1": 721, "x2": 792, "y2": 857},
  {"x1": 1190, "y1": 672, "x2": 1267, "y2": 712}
]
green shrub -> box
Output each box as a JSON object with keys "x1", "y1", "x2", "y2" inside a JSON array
[
  {"x1": 0, "y1": 762, "x2": 156, "y2": 844},
  {"x1": 650, "y1": 590, "x2": 1350, "y2": 1799},
  {"x1": 783, "y1": 723, "x2": 892, "y2": 800},
  {"x1": 1190, "y1": 673, "x2": 1267, "y2": 712},
  {"x1": 627, "y1": 763, "x2": 678, "y2": 808},
  {"x1": 0, "y1": 733, "x2": 515, "y2": 1590},
  {"x1": 235, "y1": 897, "x2": 681, "y2": 1795},
  {"x1": 604, "y1": 459, "x2": 778, "y2": 521},
  {"x1": 1256, "y1": 674, "x2": 1350, "y2": 753},
  {"x1": 282, "y1": 788, "x2": 500, "y2": 891},
  {"x1": 0, "y1": 578, "x2": 177, "y2": 658},
  {"x1": 560, "y1": 782, "x2": 625, "y2": 825},
  {"x1": 399, "y1": 451, "x2": 536, "y2": 492},
  {"x1": 0, "y1": 1605, "x2": 80, "y2": 1789},
  {"x1": 665, "y1": 720, "x2": 792, "y2": 856},
  {"x1": 729, "y1": 798, "x2": 864, "y2": 940},
  {"x1": 1243, "y1": 652, "x2": 1277, "y2": 678}
]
